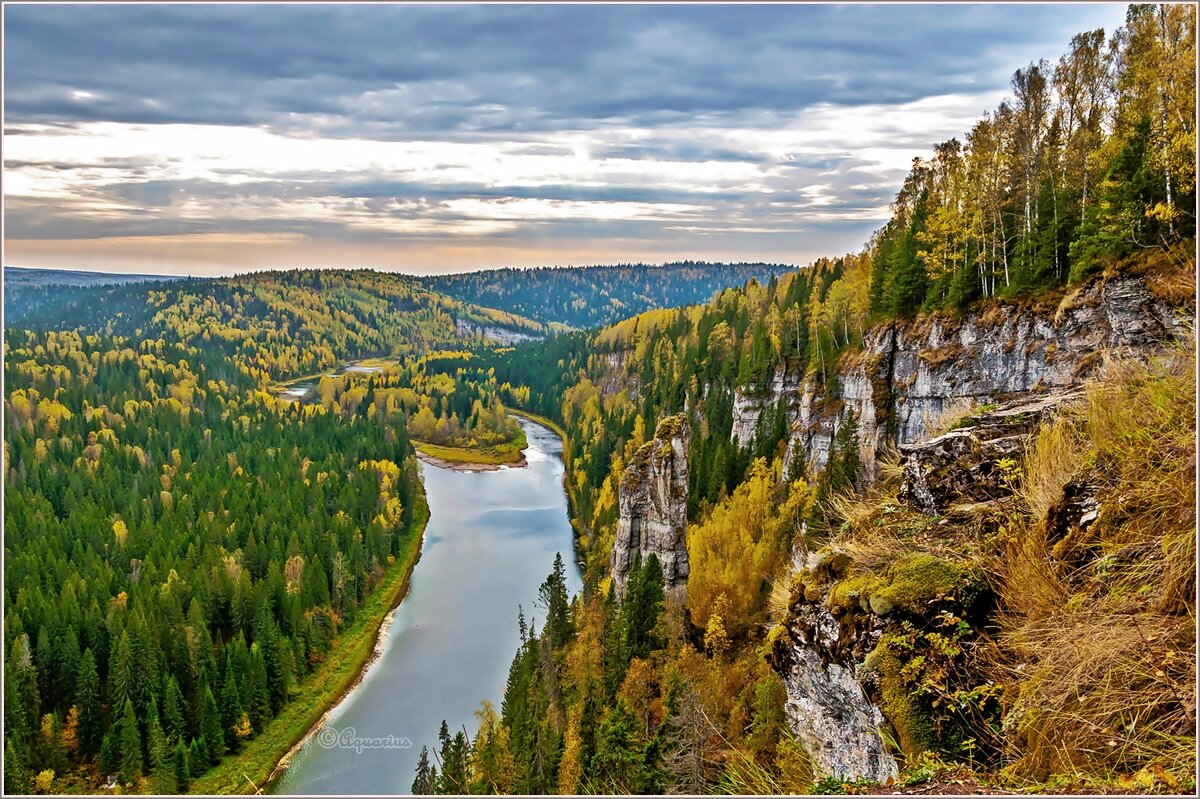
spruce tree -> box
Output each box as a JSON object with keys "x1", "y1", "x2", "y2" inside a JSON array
[
  {"x1": 172, "y1": 740, "x2": 190, "y2": 792},
  {"x1": 412, "y1": 746, "x2": 434, "y2": 794},
  {"x1": 100, "y1": 729, "x2": 119, "y2": 775},
  {"x1": 74, "y1": 648, "x2": 102, "y2": 757},
  {"x1": 537, "y1": 553, "x2": 573, "y2": 650},
  {"x1": 4, "y1": 739, "x2": 29, "y2": 795},
  {"x1": 200, "y1": 686, "x2": 225, "y2": 764},
  {"x1": 146, "y1": 698, "x2": 171, "y2": 794},
  {"x1": 247, "y1": 646, "x2": 272, "y2": 731},
  {"x1": 108, "y1": 632, "x2": 134, "y2": 723},
  {"x1": 623, "y1": 554, "x2": 665, "y2": 660},
  {"x1": 219, "y1": 660, "x2": 244, "y2": 753},
  {"x1": 4, "y1": 636, "x2": 40, "y2": 758},
  {"x1": 161, "y1": 675, "x2": 186, "y2": 743},
  {"x1": 188, "y1": 737, "x2": 207, "y2": 779},
  {"x1": 118, "y1": 699, "x2": 142, "y2": 784}
]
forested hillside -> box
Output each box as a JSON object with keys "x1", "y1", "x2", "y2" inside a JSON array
[
  {"x1": 6, "y1": 269, "x2": 553, "y2": 381},
  {"x1": 868, "y1": 3, "x2": 1194, "y2": 316},
  {"x1": 428, "y1": 262, "x2": 797, "y2": 329},
  {"x1": 3, "y1": 329, "x2": 426, "y2": 793},
  {"x1": 417, "y1": 6, "x2": 1196, "y2": 794},
  {"x1": 1, "y1": 270, "x2": 548, "y2": 793}
]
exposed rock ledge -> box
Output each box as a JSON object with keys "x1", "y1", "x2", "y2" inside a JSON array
[
  {"x1": 898, "y1": 390, "x2": 1083, "y2": 515},
  {"x1": 771, "y1": 552, "x2": 898, "y2": 783},
  {"x1": 724, "y1": 276, "x2": 1189, "y2": 482},
  {"x1": 611, "y1": 414, "x2": 691, "y2": 597}
]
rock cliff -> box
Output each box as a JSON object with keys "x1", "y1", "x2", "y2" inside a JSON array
[
  {"x1": 771, "y1": 551, "x2": 899, "y2": 783},
  {"x1": 765, "y1": 276, "x2": 1191, "y2": 782},
  {"x1": 611, "y1": 414, "x2": 691, "y2": 597},
  {"x1": 897, "y1": 390, "x2": 1083, "y2": 515},
  {"x1": 726, "y1": 276, "x2": 1188, "y2": 480}
]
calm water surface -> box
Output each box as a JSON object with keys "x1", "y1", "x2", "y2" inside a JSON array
[{"x1": 273, "y1": 419, "x2": 580, "y2": 794}]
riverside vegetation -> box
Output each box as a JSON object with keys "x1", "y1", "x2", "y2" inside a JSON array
[
  {"x1": 412, "y1": 7, "x2": 1196, "y2": 795},
  {"x1": 3, "y1": 4, "x2": 1196, "y2": 795},
  {"x1": 2, "y1": 252, "x2": 771, "y2": 792}
]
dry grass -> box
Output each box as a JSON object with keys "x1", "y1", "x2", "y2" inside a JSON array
[
  {"x1": 767, "y1": 570, "x2": 794, "y2": 626},
  {"x1": 917, "y1": 342, "x2": 968, "y2": 368},
  {"x1": 1121, "y1": 240, "x2": 1198, "y2": 307},
  {"x1": 994, "y1": 345, "x2": 1196, "y2": 787},
  {"x1": 826, "y1": 459, "x2": 995, "y2": 578},
  {"x1": 922, "y1": 396, "x2": 985, "y2": 439},
  {"x1": 1017, "y1": 413, "x2": 1085, "y2": 525}
]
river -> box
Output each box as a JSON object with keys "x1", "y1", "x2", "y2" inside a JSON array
[{"x1": 272, "y1": 418, "x2": 581, "y2": 794}]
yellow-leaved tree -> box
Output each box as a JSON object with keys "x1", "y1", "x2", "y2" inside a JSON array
[{"x1": 686, "y1": 458, "x2": 813, "y2": 639}]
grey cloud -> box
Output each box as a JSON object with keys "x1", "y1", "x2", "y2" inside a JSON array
[
  {"x1": 5, "y1": 4, "x2": 1123, "y2": 136},
  {"x1": 3, "y1": 3, "x2": 1127, "y2": 268}
]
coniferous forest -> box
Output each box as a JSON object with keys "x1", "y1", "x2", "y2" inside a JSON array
[{"x1": 3, "y1": 3, "x2": 1196, "y2": 797}]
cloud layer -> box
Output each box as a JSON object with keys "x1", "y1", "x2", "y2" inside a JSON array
[{"x1": 3, "y1": 3, "x2": 1128, "y2": 275}]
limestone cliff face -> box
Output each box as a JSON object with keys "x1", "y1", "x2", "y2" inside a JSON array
[
  {"x1": 725, "y1": 276, "x2": 1189, "y2": 480},
  {"x1": 730, "y1": 362, "x2": 803, "y2": 446},
  {"x1": 611, "y1": 414, "x2": 691, "y2": 597}
]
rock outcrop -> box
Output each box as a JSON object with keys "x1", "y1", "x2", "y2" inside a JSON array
[
  {"x1": 731, "y1": 363, "x2": 803, "y2": 446},
  {"x1": 762, "y1": 278, "x2": 1189, "y2": 783},
  {"x1": 611, "y1": 414, "x2": 691, "y2": 597},
  {"x1": 454, "y1": 318, "x2": 541, "y2": 345},
  {"x1": 771, "y1": 553, "x2": 899, "y2": 782},
  {"x1": 724, "y1": 276, "x2": 1189, "y2": 481},
  {"x1": 897, "y1": 391, "x2": 1083, "y2": 515}
]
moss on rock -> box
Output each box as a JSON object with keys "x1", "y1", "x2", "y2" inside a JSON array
[
  {"x1": 873, "y1": 648, "x2": 936, "y2": 757},
  {"x1": 827, "y1": 573, "x2": 881, "y2": 615},
  {"x1": 874, "y1": 554, "x2": 970, "y2": 616}
]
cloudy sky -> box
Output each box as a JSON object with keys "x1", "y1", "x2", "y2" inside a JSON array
[{"x1": 3, "y1": 3, "x2": 1127, "y2": 276}]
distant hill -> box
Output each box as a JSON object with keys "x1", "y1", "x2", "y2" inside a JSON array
[
  {"x1": 3, "y1": 268, "x2": 554, "y2": 374},
  {"x1": 4, "y1": 262, "x2": 800, "y2": 333},
  {"x1": 3, "y1": 265, "x2": 187, "y2": 288},
  {"x1": 4, "y1": 265, "x2": 188, "y2": 324},
  {"x1": 427, "y1": 261, "x2": 798, "y2": 329}
]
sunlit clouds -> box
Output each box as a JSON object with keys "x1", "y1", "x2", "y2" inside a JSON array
[{"x1": 2, "y1": 3, "x2": 1129, "y2": 275}]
